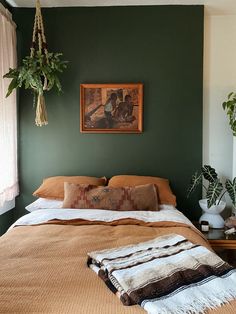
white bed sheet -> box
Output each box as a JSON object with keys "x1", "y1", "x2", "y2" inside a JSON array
[{"x1": 10, "y1": 206, "x2": 194, "y2": 230}]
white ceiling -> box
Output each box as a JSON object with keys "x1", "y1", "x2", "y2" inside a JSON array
[{"x1": 5, "y1": 0, "x2": 236, "y2": 15}]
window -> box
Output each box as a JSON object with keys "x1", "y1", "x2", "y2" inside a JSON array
[{"x1": 0, "y1": 4, "x2": 18, "y2": 210}]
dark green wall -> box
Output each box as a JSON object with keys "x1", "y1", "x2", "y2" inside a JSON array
[
  {"x1": 0, "y1": 210, "x2": 14, "y2": 235},
  {"x1": 13, "y1": 6, "x2": 203, "y2": 221}
]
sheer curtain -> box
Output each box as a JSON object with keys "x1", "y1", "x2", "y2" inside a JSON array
[{"x1": 0, "y1": 6, "x2": 18, "y2": 207}]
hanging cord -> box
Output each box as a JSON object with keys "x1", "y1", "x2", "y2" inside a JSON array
[
  {"x1": 30, "y1": 0, "x2": 49, "y2": 126},
  {"x1": 30, "y1": 0, "x2": 48, "y2": 59}
]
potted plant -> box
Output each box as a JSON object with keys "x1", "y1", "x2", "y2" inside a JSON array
[
  {"x1": 187, "y1": 165, "x2": 236, "y2": 228},
  {"x1": 222, "y1": 91, "x2": 236, "y2": 216},
  {"x1": 222, "y1": 92, "x2": 236, "y2": 136},
  {"x1": 3, "y1": 0, "x2": 67, "y2": 127},
  {"x1": 4, "y1": 52, "x2": 67, "y2": 124}
]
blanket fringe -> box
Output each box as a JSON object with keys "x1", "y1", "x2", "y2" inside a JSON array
[{"x1": 143, "y1": 281, "x2": 236, "y2": 314}]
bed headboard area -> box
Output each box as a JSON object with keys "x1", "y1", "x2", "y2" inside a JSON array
[{"x1": 13, "y1": 5, "x2": 203, "y2": 221}]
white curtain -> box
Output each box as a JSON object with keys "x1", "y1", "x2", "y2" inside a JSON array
[{"x1": 0, "y1": 7, "x2": 18, "y2": 207}]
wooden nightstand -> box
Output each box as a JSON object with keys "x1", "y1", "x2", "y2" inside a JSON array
[
  {"x1": 193, "y1": 223, "x2": 236, "y2": 265},
  {"x1": 204, "y1": 229, "x2": 236, "y2": 248}
]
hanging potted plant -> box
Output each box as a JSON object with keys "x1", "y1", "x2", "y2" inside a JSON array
[
  {"x1": 187, "y1": 165, "x2": 236, "y2": 228},
  {"x1": 3, "y1": 0, "x2": 67, "y2": 126}
]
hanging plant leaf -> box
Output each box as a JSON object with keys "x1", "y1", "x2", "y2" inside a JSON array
[
  {"x1": 206, "y1": 179, "x2": 223, "y2": 208},
  {"x1": 187, "y1": 172, "x2": 202, "y2": 198},
  {"x1": 225, "y1": 178, "x2": 236, "y2": 208},
  {"x1": 202, "y1": 165, "x2": 218, "y2": 183},
  {"x1": 5, "y1": 77, "x2": 18, "y2": 97}
]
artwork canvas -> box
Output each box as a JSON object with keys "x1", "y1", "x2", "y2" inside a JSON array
[{"x1": 80, "y1": 84, "x2": 143, "y2": 133}]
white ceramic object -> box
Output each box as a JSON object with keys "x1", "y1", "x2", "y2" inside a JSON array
[{"x1": 199, "y1": 199, "x2": 226, "y2": 229}]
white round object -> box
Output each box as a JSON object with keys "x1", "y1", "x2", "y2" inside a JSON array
[
  {"x1": 199, "y1": 199, "x2": 226, "y2": 229},
  {"x1": 199, "y1": 199, "x2": 226, "y2": 214},
  {"x1": 199, "y1": 212, "x2": 225, "y2": 229}
]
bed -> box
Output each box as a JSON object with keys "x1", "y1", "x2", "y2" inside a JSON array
[{"x1": 0, "y1": 175, "x2": 236, "y2": 313}]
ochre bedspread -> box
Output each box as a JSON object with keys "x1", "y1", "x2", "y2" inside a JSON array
[{"x1": 0, "y1": 219, "x2": 236, "y2": 313}]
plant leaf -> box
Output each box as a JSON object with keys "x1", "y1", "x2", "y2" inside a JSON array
[
  {"x1": 222, "y1": 92, "x2": 236, "y2": 136},
  {"x1": 202, "y1": 165, "x2": 218, "y2": 183},
  {"x1": 187, "y1": 172, "x2": 202, "y2": 198},
  {"x1": 228, "y1": 92, "x2": 234, "y2": 99},
  {"x1": 5, "y1": 78, "x2": 18, "y2": 97},
  {"x1": 206, "y1": 179, "x2": 223, "y2": 208},
  {"x1": 225, "y1": 178, "x2": 236, "y2": 208}
]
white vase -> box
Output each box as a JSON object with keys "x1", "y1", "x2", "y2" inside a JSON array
[{"x1": 199, "y1": 199, "x2": 226, "y2": 229}]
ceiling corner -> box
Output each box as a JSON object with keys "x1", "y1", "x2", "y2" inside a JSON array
[{"x1": 5, "y1": 0, "x2": 19, "y2": 7}]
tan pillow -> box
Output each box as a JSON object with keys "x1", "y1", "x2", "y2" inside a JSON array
[
  {"x1": 108, "y1": 175, "x2": 176, "y2": 206},
  {"x1": 33, "y1": 176, "x2": 107, "y2": 200},
  {"x1": 62, "y1": 183, "x2": 158, "y2": 211}
]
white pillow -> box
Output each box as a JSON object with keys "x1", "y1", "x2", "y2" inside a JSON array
[{"x1": 25, "y1": 198, "x2": 63, "y2": 212}]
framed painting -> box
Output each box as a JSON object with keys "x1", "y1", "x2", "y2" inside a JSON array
[{"x1": 80, "y1": 83, "x2": 143, "y2": 133}]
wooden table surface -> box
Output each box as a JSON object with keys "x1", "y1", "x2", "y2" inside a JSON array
[{"x1": 193, "y1": 223, "x2": 236, "y2": 264}]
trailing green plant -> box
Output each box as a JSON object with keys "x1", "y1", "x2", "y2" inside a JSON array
[
  {"x1": 187, "y1": 165, "x2": 236, "y2": 209},
  {"x1": 3, "y1": 0, "x2": 67, "y2": 126},
  {"x1": 222, "y1": 92, "x2": 236, "y2": 136},
  {"x1": 4, "y1": 51, "x2": 67, "y2": 100}
]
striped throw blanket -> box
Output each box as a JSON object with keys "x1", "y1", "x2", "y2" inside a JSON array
[{"x1": 87, "y1": 234, "x2": 236, "y2": 314}]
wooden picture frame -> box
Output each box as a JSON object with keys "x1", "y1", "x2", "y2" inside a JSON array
[{"x1": 80, "y1": 83, "x2": 143, "y2": 133}]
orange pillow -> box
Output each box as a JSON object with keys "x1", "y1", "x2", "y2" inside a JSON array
[
  {"x1": 108, "y1": 175, "x2": 176, "y2": 206},
  {"x1": 33, "y1": 176, "x2": 107, "y2": 200},
  {"x1": 62, "y1": 183, "x2": 158, "y2": 211}
]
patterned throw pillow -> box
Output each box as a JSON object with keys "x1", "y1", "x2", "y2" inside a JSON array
[
  {"x1": 108, "y1": 175, "x2": 176, "y2": 206},
  {"x1": 62, "y1": 183, "x2": 159, "y2": 211}
]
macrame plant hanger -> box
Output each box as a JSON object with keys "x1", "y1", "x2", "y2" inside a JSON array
[{"x1": 31, "y1": 0, "x2": 49, "y2": 127}]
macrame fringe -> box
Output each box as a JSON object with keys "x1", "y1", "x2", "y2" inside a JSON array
[
  {"x1": 142, "y1": 272, "x2": 236, "y2": 314},
  {"x1": 35, "y1": 94, "x2": 48, "y2": 127},
  {"x1": 144, "y1": 291, "x2": 236, "y2": 314}
]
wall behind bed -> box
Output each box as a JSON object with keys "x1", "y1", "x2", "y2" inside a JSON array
[{"x1": 13, "y1": 5, "x2": 203, "y2": 221}]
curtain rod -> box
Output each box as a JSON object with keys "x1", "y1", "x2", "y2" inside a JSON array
[{"x1": 0, "y1": 3, "x2": 16, "y2": 28}]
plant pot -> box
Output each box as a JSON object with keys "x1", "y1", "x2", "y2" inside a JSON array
[{"x1": 199, "y1": 199, "x2": 226, "y2": 229}]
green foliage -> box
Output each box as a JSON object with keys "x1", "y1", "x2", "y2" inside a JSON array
[
  {"x1": 206, "y1": 179, "x2": 223, "y2": 208},
  {"x1": 4, "y1": 51, "x2": 68, "y2": 99},
  {"x1": 188, "y1": 164, "x2": 236, "y2": 209},
  {"x1": 222, "y1": 92, "x2": 236, "y2": 136},
  {"x1": 202, "y1": 165, "x2": 218, "y2": 183},
  {"x1": 225, "y1": 178, "x2": 236, "y2": 208},
  {"x1": 187, "y1": 172, "x2": 202, "y2": 198}
]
